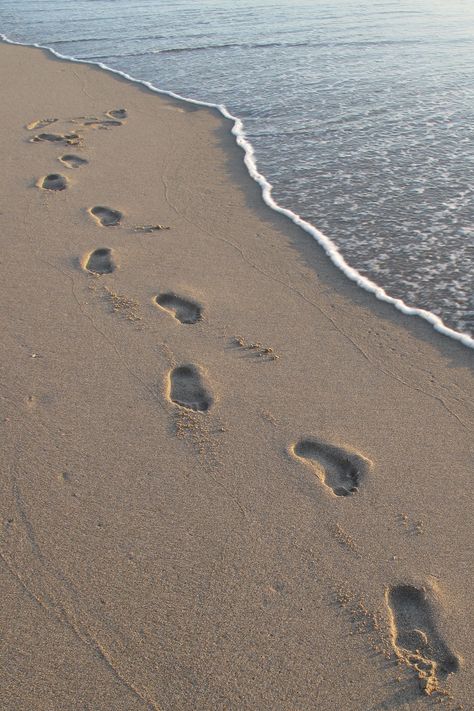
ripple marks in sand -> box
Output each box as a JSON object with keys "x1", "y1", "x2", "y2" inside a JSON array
[
  {"x1": 291, "y1": 438, "x2": 370, "y2": 496},
  {"x1": 89, "y1": 206, "x2": 122, "y2": 227},
  {"x1": 84, "y1": 248, "x2": 116, "y2": 275},
  {"x1": 39, "y1": 174, "x2": 68, "y2": 191},
  {"x1": 386, "y1": 585, "x2": 459, "y2": 693},
  {"x1": 155, "y1": 293, "x2": 202, "y2": 324},
  {"x1": 168, "y1": 364, "x2": 212, "y2": 412},
  {"x1": 59, "y1": 154, "x2": 88, "y2": 169}
]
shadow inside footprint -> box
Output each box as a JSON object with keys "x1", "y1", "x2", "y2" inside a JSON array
[
  {"x1": 59, "y1": 154, "x2": 88, "y2": 169},
  {"x1": 40, "y1": 174, "x2": 68, "y2": 191},
  {"x1": 155, "y1": 293, "x2": 202, "y2": 324},
  {"x1": 31, "y1": 132, "x2": 78, "y2": 144},
  {"x1": 83, "y1": 119, "x2": 123, "y2": 127},
  {"x1": 84, "y1": 248, "x2": 116, "y2": 274},
  {"x1": 169, "y1": 364, "x2": 212, "y2": 412},
  {"x1": 89, "y1": 206, "x2": 122, "y2": 227},
  {"x1": 387, "y1": 585, "x2": 459, "y2": 679},
  {"x1": 292, "y1": 438, "x2": 369, "y2": 496},
  {"x1": 31, "y1": 132, "x2": 64, "y2": 143},
  {"x1": 107, "y1": 108, "x2": 127, "y2": 119}
]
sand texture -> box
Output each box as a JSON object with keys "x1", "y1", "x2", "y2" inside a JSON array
[{"x1": 0, "y1": 42, "x2": 473, "y2": 710}]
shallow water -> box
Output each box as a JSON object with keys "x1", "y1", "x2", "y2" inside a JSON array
[{"x1": 2, "y1": 0, "x2": 473, "y2": 337}]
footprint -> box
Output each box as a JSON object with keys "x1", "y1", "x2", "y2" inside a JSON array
[
  {"x1": 31, "y1": 132, "x2": 64, "y2": 143},
  {"x1": 89, "y1": 206, "x2": 122, "y2": 227},
  {"x1": 83, "y1": 119, "x2": 122, "y2": 128},
  {"x1": 155, "y1": 293, "x2": 202, "y2": 324},
  {"x1": 106, "y1": 108, "x2": 127, "y2": 120},
  {"x1": 291, "y1": 438, "x2": 370, "y2": 496},
  {"x1": 84, "y1": 248, "x2": 116, "y2": 274},
  {"x1": 39, "y1": 174, "x2": 68, "y2": 191},
  {"x1": 31, "y1": 132, "x2": 79, "y2": 144},
  {"x1": 387, "y1": 585, "x2": 459, "y2": 684},
  {"x1": 59, "y1": 154, "x2": 88, "y2": 169},
  {"x1": 27, "y1": 118, "x2": 58, "y2": 130},
  {"x1": 168, "y1": 364, "x2": 212, "y2": 412}
]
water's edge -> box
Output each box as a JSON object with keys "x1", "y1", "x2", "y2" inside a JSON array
[{"x1": 2, "y1": 33, "x2": 473, "y2": 350}]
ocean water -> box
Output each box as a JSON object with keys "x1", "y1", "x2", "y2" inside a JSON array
[{"x1": 2, "y1": 0, "x2": 473, "y2": 341}]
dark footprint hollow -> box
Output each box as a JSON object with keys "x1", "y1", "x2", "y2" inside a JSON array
[
  {"x1": 107, "y1": 108, "x2": 127, "y2": 120},
  {"x1": 40, "y1": 174, "x2": 68, "y2": 191},
  {"x1": 32, "y1": 132, "x2": 64, "y2": 143},
  {"x1": 387, "y1": 585, "x2": 459, "y2": 677},
  {"x1": 59, "y1": 154, "x2": 88, "y2": 169},
  {"x1": 31, "y1": 132, "x2": 79, "y2": 144},
  {"x1": 169, "y1": 364, "x2": 212, "y2": 412},
  {"x1": 90, "y1": 206, "x2": 122, "y2": 227},
  {"x1": 83, "y1": 119, "x2": 123, "y2": 127},
  {"x1": 155, "y1": 293, "x2": 202, "y2": 324},
  {"x1": 84, "y1": 248, "x2": 116, "y2": 274},
  {"x1": 292, "y1": 438, "x2": 369, "y2": 496}
]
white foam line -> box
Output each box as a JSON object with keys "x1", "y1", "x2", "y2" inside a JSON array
[{"x1": 2, "y1": 33, "x2": 473, "y2": 350}]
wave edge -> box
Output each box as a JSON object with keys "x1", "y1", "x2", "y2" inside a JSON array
[{"x1": 1, "y1": 32, "x2": 472, "y2": 350}]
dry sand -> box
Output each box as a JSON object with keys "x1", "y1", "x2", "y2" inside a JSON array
[{"x1": 0, "y1": 42, "x2": 473, "y2": 710}]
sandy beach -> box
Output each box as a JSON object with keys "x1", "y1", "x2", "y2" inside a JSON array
[{"x1": 0, "y1": 42, "x2": 473, "y2": 710}]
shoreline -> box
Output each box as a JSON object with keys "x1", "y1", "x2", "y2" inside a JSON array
[
  {"x1": 1, "y1": 41, "x2": 472, "y2": 710},
  {"x1": 1, "y1": 33, "x2": 473, "y2": 350}
]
